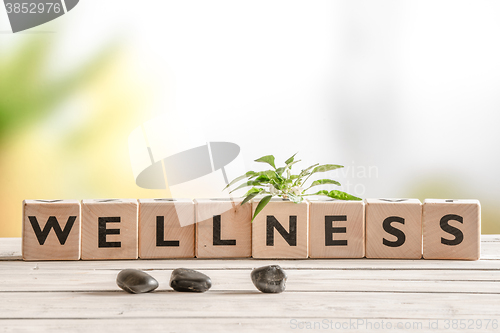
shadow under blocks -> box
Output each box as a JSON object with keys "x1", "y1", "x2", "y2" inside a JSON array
[{"x1": 21, "y1": 198, "x2": 480, "y2": 260}]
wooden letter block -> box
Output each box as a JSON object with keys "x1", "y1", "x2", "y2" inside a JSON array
[
  {"x1": 81, "y1": 199, "x2": 138, "y2": 260},
  {"x1": 22, "y1": 200, "x2": 81, "y2": 261},
  {"x1": 252, "y1": 198, "x2": 309, "y2": 259},
  {"x1": 139, "y1": 198, "x2": 194, "y2": 258},
  {"x1": 423, "y1": 199, "x2": 480, "y2": 260},
  {"x1": 365, "y1": 198, "x2": 422, "y2": 259},
  {"x1": 194, "y1": 199, "x2": 252, "y2": 258},
  {"x1": 308, "y1": 198, "x2": 365, "y2": 258}
]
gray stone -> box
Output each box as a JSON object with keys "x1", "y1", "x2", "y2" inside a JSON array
[
  {"x1": 116, "y1": 269, "x2": 159, "y2": 294},
  {"x1": 170, "y1": 268, "x2": 212, "y2": 292},
  {"x1": 251, "y1": 265, "x2": 287, "y2": 293}
]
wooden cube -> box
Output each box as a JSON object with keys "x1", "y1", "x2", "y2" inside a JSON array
[
  {"x1": 22, "y1": 200, "x2": 81, "y2": 261},
  {"x1": 308, "y1": 198, "x2": 365, "y2": 258},
  {"x1": 81, "y1": 199, "x2": 138, "y2": 260},
  {"x1": 194, "y1": 198, "x2": 252, "y2": 258},
  {"x1": 365, "y1": 198, "x2": 422, "y2": 259},
  {"x1": 252, "y1": 198, "x2": 309, "y2": 259},
  {"x1": 138, "y1": 198, "x2": 195, "y2": 258},
  {"x1": 423, "y1": 199, "x2": 480, "y2": 260}
]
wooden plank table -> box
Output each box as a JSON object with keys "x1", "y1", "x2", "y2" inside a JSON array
[{"x1": 1, "y1": 236, "x2": 499, "y2": 332}]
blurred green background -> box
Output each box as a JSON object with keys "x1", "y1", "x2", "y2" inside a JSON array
[
  {"x1": 0, "y1": 33, "x2": 168, "y2": 237},
  {"x1": 1, "y1": 1, "x2": 499, "y2": 237}
]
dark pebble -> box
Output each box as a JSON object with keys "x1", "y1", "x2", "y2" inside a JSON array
[
  {"x1": 170, "y1": 268, "x2": 212, "y2": 292},
  {"x1": 116, "y1": 269, "x2": 159, "y2": 294},
  {"x1": 251, "y1": 265, "x2": 287, "y2": 293}
]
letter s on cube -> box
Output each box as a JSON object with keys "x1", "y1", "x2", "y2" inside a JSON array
[{"x1": 423, "y1": 199, "x2": 480, "y2": 260}]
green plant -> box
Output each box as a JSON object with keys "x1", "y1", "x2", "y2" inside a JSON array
[{"x1": 224, "y1": 153, "x2": 362, "y2": 221}]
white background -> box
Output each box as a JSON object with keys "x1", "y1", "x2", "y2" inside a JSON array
[{"x1": 1, "y1": 0, "x2": 500, "y2": 203}]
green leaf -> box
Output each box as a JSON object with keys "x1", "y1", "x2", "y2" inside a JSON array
[
  {"x1": 269, "y1": 179, "x2": 284, "y2": 191},
  {"x1": 241, "y1": 189, "x2": 264, "y2": 206},
  {"x1": 286, "y1": 160, "x2": 300, "y2": 169},
  {"x1": 277, "y1": 158, "x2": 301, "y2": 177},
  {"x1": 307, "y1": 190, "x2": 329, "y2": 196},
  {"x1": 309, "y1": 179, "x2": 341, "y2": 187},
  {"x1": 276, "y1": 167, "x2": 286, "y2": 176},
  {"x1": 311, "y1": 164, "x2": 343, "y2": 174},
  {"x1": 229, "y1": 180, "x2": 264, "y2": 193},
  {"x1": 252, "y1": 195, "x2": 272, "y2": 222},
  {"x1": 250, "y1": 170, "x2": 275, "y2": 180},
  {"x1": 249, "y1": 173, "x2": 259, "y2": 179},
  {"x1": 223, "y1": 171, "x2": 257, "y2": 190},
  {"x1": 285, "y1": 152, "x2": 298, "y2": 165},
  {"x1": 254, "y1": 174, "x2": 271, "y2": 182},
  {"x1": 304, "y1": 189, "x2": 361, "y2": 200},
  {"x1": 255, "y1": 155, "x2": 276, "y2": 169},
  {"x1": 327, "y1": 190, "x2": 362, "y2": 201},
  {"x1": 274, "y1": 171, "x2": 284, "y2": 182},
  {"x1": 243, "y1": 187, "x2": 264, "y2": 197},
  {"x1": 290, "y1": 175, "x2": 300, "y2": 180},
  {"x1": 299, "y1": 163, "x2": 319, "y2": 177}
]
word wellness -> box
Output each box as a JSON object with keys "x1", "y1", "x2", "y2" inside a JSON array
[{"x1": 22, "y1": 198, "x2": 480, "y2": 261}]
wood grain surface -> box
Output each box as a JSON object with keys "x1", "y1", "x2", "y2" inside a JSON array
[
  {"x1": 138, "y1": 199, "x2": 194, "y2": 259},
  {"x1": 195, "y1": 199, "x2": 252, "y2": 258},
  {"x1": 252, "y1": 199, "x2": 309, "y2": 259},
  {"x1": 365, "y1": 198, "x2": 422, "y2": 259},
  {"x1": 423, "y1": 199, "x2": 481, "y2": 260},
  {"x1": 81, "y1": 199, "x2": 138, "y2": 260},
  {"x1": 308, "y1": 199, "x2": 365, "y2": 258}
]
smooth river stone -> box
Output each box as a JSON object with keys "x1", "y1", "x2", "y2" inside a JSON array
[
  {"x1": 170, "y1": 268, "x2": 212, "y2": 292},
  {"x1": 116, "y1": 269, "x2": 159, "y2": 294},
  {"x1": 251, "y1": 265, "x2": 287, "y2": 293}
]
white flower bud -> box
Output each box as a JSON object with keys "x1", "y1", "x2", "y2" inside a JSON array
[{"x1": 291, "y1": 186, "x2": 303, "y2": 196}]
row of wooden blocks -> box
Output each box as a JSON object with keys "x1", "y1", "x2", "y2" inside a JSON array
[{"x1": 22, "y1": 198, "x2": 481, "y2": 261}]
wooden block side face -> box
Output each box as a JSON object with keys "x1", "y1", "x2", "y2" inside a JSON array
[
  {"x1": 195, "y1": 200, "x2": 252, "y2": 258},
  {"x1": 365, "y1": 199, "x2": 422, "y2": 259},
  {"x1": 423, "y1": 200, "x2": 480, "y2": 260},
  {"x1": 309, "y1": 201, "x2": 365, "y2": 258},
  {"x1": 252, "y1": 200, "x2": 309, "y2": 259},
  {"x1": 139, "y1": 200, "x2": 194, "y2": 258},
  {"x1": 81, "y1": 200, "x2": 138, "y2": 260},
  {"x1": 22, "y1": 200, "x2": 81, "y2": 261}
]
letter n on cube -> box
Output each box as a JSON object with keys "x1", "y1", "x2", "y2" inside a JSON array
[{"x1": 252, "y1": 198, "x2": 308, "y2": 259}]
